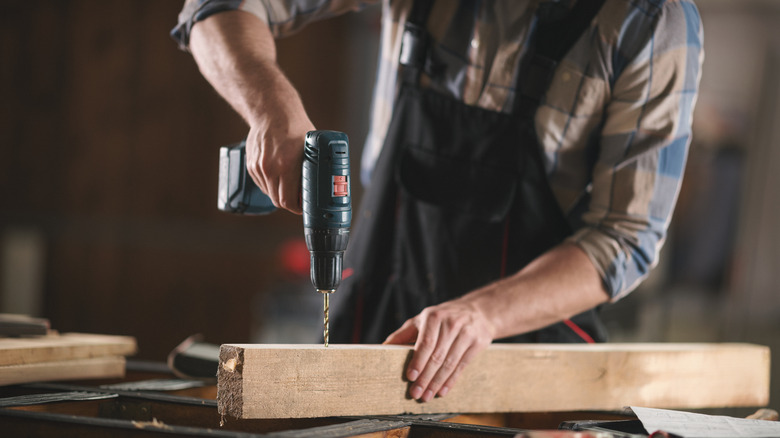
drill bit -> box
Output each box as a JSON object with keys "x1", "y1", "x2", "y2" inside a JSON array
[
  {"x1": 324, "y1": 293, "x2": 329, "y2": 347},
  {"x1": 320, "y1": 290, "x2": 332, "y2": 347}
]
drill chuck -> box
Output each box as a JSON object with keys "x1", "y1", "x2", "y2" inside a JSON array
[{"x1": 306, "y1": 228, "x2": 350, "y2": 292}]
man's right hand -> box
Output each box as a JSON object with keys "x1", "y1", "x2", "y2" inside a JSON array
[
  {"x1": 245, "y1": 116, "x2": 313, "y2": 215},
  {"x1": 189, "y1": 10, "x2": 314, "y2": 214}
]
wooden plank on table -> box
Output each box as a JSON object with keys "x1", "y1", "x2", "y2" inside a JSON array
[
  {"x1": 217, "y1": 343, "x2": 771, "y2": 419},
  {"x1": 0, "y1": 356, "x2": 126, "y2": 386},
  {"x1": 0, "y1": 332, "x2": 137, "y2": 367}
]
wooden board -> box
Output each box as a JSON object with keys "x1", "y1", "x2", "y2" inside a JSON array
[
  {"x1": 0, "y1": 356, "x2": 126, "y2": 386},
  {"x1": 0, "y1": 332, "x2": 137, "y2": 367},
  {"x1": 217, "y1": 343, "x2": 771, "y2": 419}
]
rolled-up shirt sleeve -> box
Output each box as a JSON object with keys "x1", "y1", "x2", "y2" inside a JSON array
[
  {"x1": 171, "y1": 0, "x2": 376, "y2": 50},
  {"x1": 567, "y1": 0, "x2": 704, "y2": 301}
]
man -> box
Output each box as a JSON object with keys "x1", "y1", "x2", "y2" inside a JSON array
[{"x1": 172, "y1": 0, "x2": 703, "y2": 403}]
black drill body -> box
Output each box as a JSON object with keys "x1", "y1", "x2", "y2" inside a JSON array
[
  {"x1": 217, "y1": 130, "x2": 352, "y2": 295},
  {"x1": 302, "y1": 131, "x2": 351, "y2": 292}
]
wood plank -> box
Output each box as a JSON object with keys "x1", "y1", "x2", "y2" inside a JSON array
[
  {"x1": 0, "y1": 356, "x2": 126, "y2": 386},
  {"x1": 218, "y1": 343, "x2": 770, "y2": 419},
  {"x1": 0, "y1": 332, "x2": 137, "y2": 367}
]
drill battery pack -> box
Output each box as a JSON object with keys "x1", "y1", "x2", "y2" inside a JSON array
[{"x1": 217, "y1": 141, "x2": 277, "y2": 215}]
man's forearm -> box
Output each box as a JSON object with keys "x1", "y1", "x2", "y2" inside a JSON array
[
  {"x1": 463, "y1": 242, "x2": 609, "y2": 340},
  {"x1": 190, "y1": 10, "x2": 290, "y2": 126},
  {"x1": 188, "y1": 10, "x2": 314, "y2": 214}
]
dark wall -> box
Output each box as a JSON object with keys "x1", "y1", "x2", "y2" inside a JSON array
[{"x1": 0, "y1": 0, "x2": 376, "y2": 360}]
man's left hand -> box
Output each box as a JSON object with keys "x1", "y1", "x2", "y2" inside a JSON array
[{"x1": 383, "y1": 300, "x2": 494, "y2": 402}]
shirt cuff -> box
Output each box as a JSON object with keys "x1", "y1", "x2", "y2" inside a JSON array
[
  {"x1": 170, "y1": 0, "x2": 266, "y2": 50},
  {"x1": 566, "y1": 225, "x2": 660, "y2": 302}
]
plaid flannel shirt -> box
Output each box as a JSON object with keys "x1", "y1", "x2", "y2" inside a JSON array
[{"x1": 172, "y1": 0, "x2": 704, "y2": 301}]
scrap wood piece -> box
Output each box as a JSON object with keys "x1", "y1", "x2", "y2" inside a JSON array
[
  {"x1": 0, "y1": 356, "x2": 127, "y2": 386},
  {"x1": 0, "y1": 332, "x2": 137, "y2": 367},
  {"x1": 0, "y1": 314, "x2": 50, "y2": 336},
  {"x1": 217, "y1": 343, "x2": 770, "y2": 419}
]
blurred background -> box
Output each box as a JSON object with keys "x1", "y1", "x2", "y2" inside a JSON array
[{"x1": 1, "y1": 0, "x2": 778, "y2": 408}]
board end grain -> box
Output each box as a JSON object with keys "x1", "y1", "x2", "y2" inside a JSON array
[{"x1": 217, "y1": 344, "x2": 244, "y2": 419}]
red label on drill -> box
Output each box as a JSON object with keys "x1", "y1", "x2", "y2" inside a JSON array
[{"x1": 333, "y1": 175, "x2": 348, "y2": 197}]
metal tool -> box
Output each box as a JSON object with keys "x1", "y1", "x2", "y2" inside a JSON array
[{"x1": 218, "y1": 131, "x2": 352, "y2": 347}]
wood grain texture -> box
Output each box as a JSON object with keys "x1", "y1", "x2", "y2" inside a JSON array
[
  {"x1": 0, "y1": 356, "x2": 126, "y2": 386},
  {"x1": 0, "y1": 332, "x2": 137, "y2": 367},
  {"x1": 217, "y1": 343, "x2": 771, "y2": 419}
]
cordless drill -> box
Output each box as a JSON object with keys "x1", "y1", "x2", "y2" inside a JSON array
[{"x1": 217, "y1": 131, "x2": 352, "y2": 346}]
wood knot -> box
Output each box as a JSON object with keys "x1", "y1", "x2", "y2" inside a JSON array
[{"x1": 223, "y1": 358, "x2": 238, "y2": 373}]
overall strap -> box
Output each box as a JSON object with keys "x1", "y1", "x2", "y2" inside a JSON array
[
  {"x1": 399, "y1": 0, "x2": 436, "y2": 85},
  {"x1": 514, "y1": 0, "x2": 607, "y2": 117}
]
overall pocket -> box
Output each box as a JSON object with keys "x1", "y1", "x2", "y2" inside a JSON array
[{"x1": 393, "y1": 136, "x2": 522, "y2": 307}]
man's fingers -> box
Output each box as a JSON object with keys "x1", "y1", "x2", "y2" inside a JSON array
[
  {"x1": 409, "y1": 316, "x2": 463, "y2": 402},
  {"x1": 383, "y1": 320, "x2": 418, "y2": 345},
  {"x1": 438, "y1": 343, "x2": 480, "y2": 398},
  {"x1": 277, "y1": 171, "x2": 302, "y2": 215},
  {"x1": 406, "y1": 313, "x2": 441, "y2": 389},
  {"x1": 245, "y1": 144, "x2": 275, "y2": 207},
  {"x1": 422, "y1": 334, "x2": 474, "y2": 401},
  {"x1": 245, "y1": 151, "x2": 267, "y2": 197}
]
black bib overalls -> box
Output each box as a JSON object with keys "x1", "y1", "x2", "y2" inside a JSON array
[{"x1": 332, "y1": 0, "x2": 607, "y2": 345}]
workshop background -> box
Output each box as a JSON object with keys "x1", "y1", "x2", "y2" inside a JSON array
[{"x1": 1, "y1": 0, "x2": 779, "y2": 405}]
